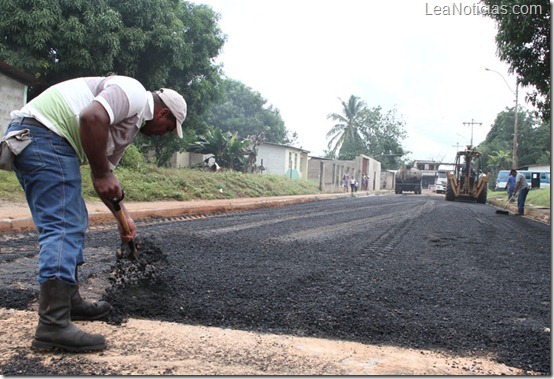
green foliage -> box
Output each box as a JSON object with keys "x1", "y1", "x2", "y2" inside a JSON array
[
  {"x1": 0, "y1": 0, "x2": 122, "y2": 90},
  {"x1": 485, "y1": 150, "x2": 512, "y2": 189},
  {"x1": 360, "y1": 106, "x2": 407, "y2": 169},
  {"x1": 119, "y1": 144, "x2": 146, "y2": 170},
  {"x1": 205, "y1": 79, "x2": 290, "y2": 144},
  {"x1": 0, "y1": 165, "x2": 321, "y2": 203},
  {"x1": 482, "y1": 0, "x2": 551, "y2": 121},
  {"x1": 478, "y1": 107, "x2": 550, "y2": 171},
  {"x1": 189, "y1": 127, "x2": 252, "y2": 171},
  {"x1": 0, "y1": 0, "x2": 226, "y2": 164},
  {"x1": 326, "y1": 95, "x2": 367, "y2": 159},
  {"x1": 526, "y1": 187, "x2": 551, "y2": 208},
  {"x1": 0, "y1": 171, "x2": 24, "y2": 201},
  {"x1": 326, "y1": 95, "x2": 407, "y2": 169},
  {"x1": 488, "y1": 187, "x2": 550, "y2": 208}
]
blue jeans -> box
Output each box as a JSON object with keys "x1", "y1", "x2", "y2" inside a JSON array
[
  {"x1": 6, "y1": 120, "x2": 88, "y2": 285},
  {"x1": 507, "y1": 187, "x2": 515, "y2": 200},
  {"x1": 517, "y1": 187, "x2": 529, "y2": 215}
]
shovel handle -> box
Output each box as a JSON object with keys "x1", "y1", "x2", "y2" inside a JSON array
[{"x1": 110, "y1": 190, "x2": 138, "y2": 260}]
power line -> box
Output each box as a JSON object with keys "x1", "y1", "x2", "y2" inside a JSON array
[{"x1": 462, "y1": 119, "x2": 482, "y2": 146}]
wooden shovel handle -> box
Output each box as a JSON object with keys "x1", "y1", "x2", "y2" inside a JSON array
[{"x1": 110, "y1": 191, "x2": 138, "y2": 260}]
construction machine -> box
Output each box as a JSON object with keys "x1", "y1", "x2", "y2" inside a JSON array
[{"x1": 445, "y1": 145, "x2": 490, "y2": 203}]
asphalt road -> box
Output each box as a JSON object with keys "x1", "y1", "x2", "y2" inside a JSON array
[{"x1": 0, "y1": 193, "x2": 551, "y2": 374}]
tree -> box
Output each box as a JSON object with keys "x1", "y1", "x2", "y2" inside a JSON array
[
  {"x1": 326, "y1": 96, "x2": 408, "y2": 169},
  {"x1": 0, "y1": 0, "x2": 122, "y2": 92},
  {"x1": 486, "y1": 149, "x2": 512, "y2": 188},
  {"x1": 360, "y1": 106, "x2": 407, "y2": 169},
  {"x1": 326, "y1": 95, "x2": 367, "y2": 159},
  {"x1": 478, "y1": 106, "x2": 549, "y2": 170},
  {"x1": 487, "y1": 150, "x2": 512, "y2": 170},
  {"x1": 205, "y1": 79, "x2": 290, "y2": 144},
  {"x1": 189, "y1": 127, "x2": 251, "y2": 171},
  {"x1": 0, "y1": 0, "x2": 226, "y2": 164},
  {"x1": 482, "y1": 0, "x2": 551, "y2": 121}
]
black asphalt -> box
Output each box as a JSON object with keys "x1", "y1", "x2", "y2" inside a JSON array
[{"x1": 0, "y1": 194, "x2": 551, "y2": 374}]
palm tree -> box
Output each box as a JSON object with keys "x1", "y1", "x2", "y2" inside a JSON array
[
  {"x1": 488, "y1": 150, "x2": 512, "y2": 170},
  {"x1": 326, "y1": 95, "x2": 367, "y2": 158}
]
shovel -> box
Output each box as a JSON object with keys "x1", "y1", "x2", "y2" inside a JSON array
[{"x1": 110, "y1": 190, "x2": 138, "y2": 260}]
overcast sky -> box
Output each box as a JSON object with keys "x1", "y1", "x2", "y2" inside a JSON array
[{"x1": 189, "y1": 0, "x2": 529, "y2": 162}]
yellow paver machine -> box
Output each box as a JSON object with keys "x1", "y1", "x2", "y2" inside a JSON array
[{"x1": 446, "y1": 145, "x2": 490, "y2": 203}]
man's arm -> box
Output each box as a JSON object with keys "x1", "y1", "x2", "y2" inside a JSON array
[
  {"x1": 80, "y1": 101, "x2": 135, "y2": 242},
  {"x1": 79, "y1": 101, "x2": 122, "y2": 201}
]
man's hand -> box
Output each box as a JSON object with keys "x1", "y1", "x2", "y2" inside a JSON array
[
  {"x1": 117, "y1": 212, "x2": 136, "y2": 243},
  {"x1": 93, "y1": 172, "x2": 123, "y2": 202}
]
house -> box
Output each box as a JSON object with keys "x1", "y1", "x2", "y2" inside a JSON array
[
  {"x1": 256, "y1": 142, "x2": 309, "y2": 179},
  {"x1": 308, "y1": 154, "x2": 381, "y2": 192},
  {"x1": 0, "y1": 60, "x2": 35, "y2": 136},
  {"x1": 414, "y1": 160, "x2": 441, "y2": 189}
]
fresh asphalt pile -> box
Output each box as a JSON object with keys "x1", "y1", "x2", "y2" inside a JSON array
[{"x1": 0, "y1": 195, "x2": 550, "y2": 374}]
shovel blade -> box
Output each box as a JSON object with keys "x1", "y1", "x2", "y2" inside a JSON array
[{"x1": 117, "y1": 239, "x2": 139, "y2": 260}]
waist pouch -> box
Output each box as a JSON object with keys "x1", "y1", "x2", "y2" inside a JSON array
[{"x1": 0, "y1": 128, "x2": 32, "y2": 171}]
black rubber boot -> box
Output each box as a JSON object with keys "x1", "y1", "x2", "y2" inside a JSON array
[
  {"x1": 32, "y1": 279, "x2": 107, "y2": 352},
  {"x1": 70, "y1": 270, "x2": 111, "y2": 321}
]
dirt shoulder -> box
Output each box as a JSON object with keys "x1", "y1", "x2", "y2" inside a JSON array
[{"x1": 0, "y1": 308, "x2": 532, "y2": 375}]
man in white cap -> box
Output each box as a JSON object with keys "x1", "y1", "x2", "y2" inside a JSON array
[{"x1": 4, "y1": 75, "x2": 187, "y2": 353}]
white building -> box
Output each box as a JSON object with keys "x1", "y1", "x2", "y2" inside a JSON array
[
  {"x1": 0, "y1": 61, "x2": 34, "y2": 136},
  {"x1": 256, "y1": 142, "x2": 309, "y2": 179}
]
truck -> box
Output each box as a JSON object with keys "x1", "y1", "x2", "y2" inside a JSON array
[
  {"x1": 434, "y1": 164, "x2": 455, "y2": 194},
  {"x1": 446, "y1": 145, "x2": 490, "y2": 203},
  {"x1": 395, "y1": 164, "x2": 422, "y2": 194}
]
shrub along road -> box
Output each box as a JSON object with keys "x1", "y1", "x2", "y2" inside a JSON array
[{"x1": 0, "y1": 193, "x2": 550, "y2": 374}]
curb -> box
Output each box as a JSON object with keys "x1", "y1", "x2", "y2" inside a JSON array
[
  {"x1": 488, "y1": 198, "x2": 550, "y2": 225},
  {"x1": 0, "y1": 193, "x2": 354, "y2": 234},
  {"x1": 1, "y1": 192, "x2": 548, "y2": 233}
]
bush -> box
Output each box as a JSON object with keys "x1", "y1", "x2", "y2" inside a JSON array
[{"x1": 119, "y1": 145, "x2": 146, "y2": 171}]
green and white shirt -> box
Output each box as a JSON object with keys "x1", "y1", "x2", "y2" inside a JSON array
[{"x1": 11, "y1": 76, "x2": 154, "y2": 169}]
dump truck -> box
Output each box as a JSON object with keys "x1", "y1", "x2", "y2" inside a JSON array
[
  {"x1": 446, "y1": 145, "x2": 490, "y2": 203},
  {"x1": 395, "y1": 165, "x2": 422, "y2": 194}
]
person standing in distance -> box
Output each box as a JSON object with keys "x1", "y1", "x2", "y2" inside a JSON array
[
  {"x1": 511, "y1": 169, "x2": 530, "y2": 216},
  {"x1": 505, "y1": 169, "x2": 516, "y2": 201},
  {"x1": 5, "y1": 76, "x2": 187, "y2": 352}
]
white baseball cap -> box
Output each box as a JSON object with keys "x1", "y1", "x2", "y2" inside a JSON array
[{"x1": 157, "y1": 88, "x2": 187, "y2": 138}]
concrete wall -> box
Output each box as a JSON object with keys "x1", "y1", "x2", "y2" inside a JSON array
[
  {"x1": 171, "y1": 152, "x2": 208, "y2": 169},
  {"x1": 381, "y1": 171, "x2": 395, "y2": 190},
  {"x1": 308, "y1": 154, "x2": 382, "y2": 193},
  {"x1": 0, "y1": 74, "x2": 28, "y2": 136}
]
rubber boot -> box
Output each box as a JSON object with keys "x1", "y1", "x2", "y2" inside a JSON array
[
  {"x1": 32, "y1": 279, "x2": 107, "y2": 352},
  {"x1": 70, "y1": 270, "x2": 111, "y2": 321}
]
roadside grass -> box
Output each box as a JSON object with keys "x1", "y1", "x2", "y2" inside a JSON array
[
  {"x1": 488, "y1": 188, "x2": 551, "y2": 208},
  {"x1": 0, "y1": 165, "x2": 322, "y2": 203},
  {"x1": 2, "y1": 165, "x2": 549, "y2": 209}
]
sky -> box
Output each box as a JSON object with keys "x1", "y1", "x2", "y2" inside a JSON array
[{"x1": 188, "y1": 0, "x2": 530, "y2": 162}]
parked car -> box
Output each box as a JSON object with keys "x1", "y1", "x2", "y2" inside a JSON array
[{"x1": 494, "y1": 170, "x2": 510, "y2": 191}]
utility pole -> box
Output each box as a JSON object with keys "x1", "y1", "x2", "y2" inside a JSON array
[
  {"x1": 484, "y1": 68, "x2": 519, "y2": 168},
  {"x1": 462, "y1": 119, "x2": 482, "y2": 146},
  {"x1": 512, "y1": 78, "x2": 519, "y2": 168},
  {"x1": 452, "y1": 142, "x2": 461, "y2": 152}
]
